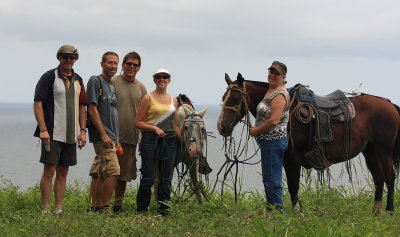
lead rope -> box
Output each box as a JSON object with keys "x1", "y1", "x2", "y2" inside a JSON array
[{"x1": 214, "y1": 82, "x2": 261, "y2": 202}]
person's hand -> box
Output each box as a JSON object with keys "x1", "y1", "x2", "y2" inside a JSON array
[
  {"x1": 40, "y1": 130, "x2": 51, "y2": 147},
  {"x1": 249, "y1": 127, "x2": 258, "y2": 137},
  {"x1": 101, "y1": 131, "x2": 113, "y2": 148},
  {"x1": 154, "y1": 126, "x2": 166, "y2": 138},
  {"x1": 116, "y1": 143, "x2": 124, "y2": 156},
  {"x1": 77, "y1": 130, "x2": 87, "y2": 149}
]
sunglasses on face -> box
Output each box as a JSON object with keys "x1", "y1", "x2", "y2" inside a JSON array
[
  {"x1": 154, "y1": 75, "x2": 170, "y2": 80},
  {"x1": 124, "y1": 62, "x2": 140, "y2": 67},
  {"x1": 61, "y1": 55, "x2": 76, "y2": 60},
  {"x1": 269, "y1": 68, "x2": 281, "y2": 76}
]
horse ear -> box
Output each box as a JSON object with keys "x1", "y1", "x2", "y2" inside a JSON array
[
  {"x1": 237, "y1": 73, "x2": 244, "y2": 86},
  {"x1": 225, "y1": 73, "x2": 233, "y2": 85},
  {"x1": 183, "y1": 105, "x2": 191, "y2": 116},
  {"x1": 197, "y1": 107, "x2": 208, "y2": 118}
]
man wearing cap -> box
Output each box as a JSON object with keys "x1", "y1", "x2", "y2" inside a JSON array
[
  {"x1": 33, "y1": 44, "x2": 87, "y2": 214},
  {"x1": 111, "y1": 51, "x2": 147, "y2": 214}
]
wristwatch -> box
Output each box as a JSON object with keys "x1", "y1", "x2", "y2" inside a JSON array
[{"x1": 80, "y1": 128, "x2": 87, "y2": 133}]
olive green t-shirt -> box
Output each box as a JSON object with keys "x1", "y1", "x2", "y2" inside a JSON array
[{"x1": 112, "y1": 75, "x2": 147, "y2": 145}]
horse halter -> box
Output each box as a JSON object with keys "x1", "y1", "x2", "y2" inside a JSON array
[
  {"x1": 182, "y1": 113, "x2": 206, "y2": 155},
  {"x1": 220, "y1": 83, "x2": 251, "y2": 127}
]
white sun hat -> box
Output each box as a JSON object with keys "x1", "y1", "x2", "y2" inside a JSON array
[{"x1": 153, "y1": 67, "x2": 171, "y2": 77}]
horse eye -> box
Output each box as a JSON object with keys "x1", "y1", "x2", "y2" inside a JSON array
[{"x1": 232, "y1": 98, "x2": 240, "y2": 104}]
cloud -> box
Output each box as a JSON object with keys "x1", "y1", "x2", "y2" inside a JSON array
[{"x1": 1, "y1": 0, "x2": 400, "y2": 104}]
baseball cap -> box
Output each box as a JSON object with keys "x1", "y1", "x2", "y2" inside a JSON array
[
  {"x1": 56, "y1": 44, "x2": 79, "y2": 60},
  {"x1": 268, "y1": 61, "x2": 287, "y2": 75},
  {"x1": 153, "y1": 67, "x2": 171, "y2": 77}
]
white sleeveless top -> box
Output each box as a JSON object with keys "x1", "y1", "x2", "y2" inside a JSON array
[{"x1": 255, "y1": 90, "x2": 290, "y2": 141}]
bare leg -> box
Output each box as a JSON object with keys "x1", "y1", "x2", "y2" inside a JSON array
[
  {"x1": 89, "y1": 178, "x2": 96, "y2": 207},
  {"x1": 40, "y1": 164, "x2": 57, "y2": 210},
  {"x1": 91, "y1": 177, "x2": 103, "y2": 207},
  {"x1": 54, "y1": 165, "x2": 69, "y2": 211},
  {"x1": 114, "y1": 180, "x2": 127, "y2": 206},
  {"x1": 102, "y1": 176, "x2": 117, "y2": 206}
]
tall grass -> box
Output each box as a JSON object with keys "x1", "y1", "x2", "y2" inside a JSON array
[{"x1": 1, "y1": 172, "x2": 400, "y2": 237}]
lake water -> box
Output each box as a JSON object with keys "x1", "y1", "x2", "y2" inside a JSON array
[{"x1": 0, "y1": 103, "x2": 372, "y2": 192}]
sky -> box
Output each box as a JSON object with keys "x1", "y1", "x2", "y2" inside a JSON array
[{"x1": 1, "y1": 0, "x2": 400, "y2": 105}]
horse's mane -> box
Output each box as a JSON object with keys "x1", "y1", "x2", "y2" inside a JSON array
[
  {"x1": 242, "y1": 80, "x2": 269, "y2": 88},
  {"x1": 177, "y1": 93, "x2": 195, "y2": 109}
]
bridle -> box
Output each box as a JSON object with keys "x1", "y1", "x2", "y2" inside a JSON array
[
  {"x1": 220, "y1": 83, "x2": 252, "y2": 128},
  {"x1": 182, "y1": 112, "x2": 207, "y2": 157}
]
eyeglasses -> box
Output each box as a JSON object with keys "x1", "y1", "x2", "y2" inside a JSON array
[
  {"x1": 154, "y1": 75, "x2": 170, "y2": 80},
  {"x1": 61, "y1": 55, "x2": 76, "y2": 60},
  {"x1": 125, "y1": 62, "x2": 140, "y2": 67}
]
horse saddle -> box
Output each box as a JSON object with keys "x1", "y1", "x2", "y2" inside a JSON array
[
  {"x1": 297, "y1": 86, "x2": 348, "y2": 109},
  {"x1": 297, "y1": 86, "x2": 356, "y2": 142}
]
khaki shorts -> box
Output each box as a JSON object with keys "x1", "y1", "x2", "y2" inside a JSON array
[
  {"x1": 89, "y1": 141, "x2": 120, "y2": 178},
  {"x1": 117, "y1": 143, "x2": 138, "y2": 182}
]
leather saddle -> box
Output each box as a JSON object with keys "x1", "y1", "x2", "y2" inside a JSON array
[
  {"x1": 297, "y1": 86, "x2": 356, "y2": 126},
  {"x1": 295, "y1": 85, "x2": 356, "y2": 170}
]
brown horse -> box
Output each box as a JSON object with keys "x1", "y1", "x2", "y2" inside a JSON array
[{"x1": 217, "y1": 73, "x2": 400, "y2": 213}]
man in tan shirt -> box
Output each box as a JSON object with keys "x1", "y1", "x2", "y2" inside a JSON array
[{"x1": 112, "y1": 51, "x2": 147, "y2": 213}]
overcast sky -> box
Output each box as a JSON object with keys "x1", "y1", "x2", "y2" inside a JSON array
[{"x1": 1, "y1": 0, "x2": 399, "y2": 105}]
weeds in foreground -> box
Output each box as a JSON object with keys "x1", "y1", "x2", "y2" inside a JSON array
[{"x1": 1, "y1": 175, "x2": 400, "y2": 237}]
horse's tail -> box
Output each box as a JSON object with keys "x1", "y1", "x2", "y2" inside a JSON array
[{"x1": 392, "y1": 103, "x2": 400, "y2": 175}]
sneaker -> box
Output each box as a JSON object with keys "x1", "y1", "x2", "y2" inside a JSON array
[
  {"x1": 54, "y1": 210, "x2": 63, "y2": 215},
  {"x1": 41, "y1": 209, "x2": 51, "y2": 215},
  {"x1": 137, "y1": 208, "x2": 148, "y2": 215},
  {"x1": 157, "y1": 208, "x2": 170, "y2": 216}
]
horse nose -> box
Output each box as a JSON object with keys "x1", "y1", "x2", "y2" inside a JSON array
[
  {"x1": 218, "y1": 124, "x2": 226, "y2": 135},
  {"x1": 218, "y1": 124, "x2": 230, "y2": 137},
  {"x1": 188, "y1": 142, "x2": 199, "y2": 159}
]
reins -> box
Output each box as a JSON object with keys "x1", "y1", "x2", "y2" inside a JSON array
[
  {"x1": 174, "y1": 105, "x2": 212, "y2": 203},
  {"x1": 213, "y1": 82, "x2": 261, "y2": 202}
]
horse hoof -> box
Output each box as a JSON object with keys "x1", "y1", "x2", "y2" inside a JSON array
[{"x1": 292, "y1": 202, "x2": 301, "y2": 212}]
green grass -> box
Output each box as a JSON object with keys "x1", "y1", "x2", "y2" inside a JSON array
[{"x1": 1, "y1": 176, "x2": 400, "y2": 237}]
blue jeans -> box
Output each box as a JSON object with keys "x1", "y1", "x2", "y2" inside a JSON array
[
  {"x1": 136, "y1": 132, "x2": 177, "y2": 212},
  {"x1": 259, "y1": 137, "x2": 288, "y2": 211}
]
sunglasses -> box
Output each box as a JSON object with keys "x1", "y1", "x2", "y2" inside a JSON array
[
  {"x1": 125, "y1": 62, "x2": 140, "y2": 67},
  {"x1": 272, "y1": 60, "x2": 287, "y2": 70},
  {"x1": 154, "y1": 75, "x2": 170, "y2": 80},
  {"x1": 269, "y1": 68, "x2": 281, "y2": 76},
  {"x1": 61, "y1": 55, "x2": 76, "y2": 60}
]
